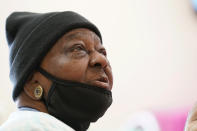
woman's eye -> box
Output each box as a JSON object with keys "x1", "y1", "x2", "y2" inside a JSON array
[
  {"x1": 72, "y1": 44, "x2": 85, "y2": 52},
  {"x1": 73, "y1": 46, "x2": 83, "y2": 51},
  {"x1": 67, "y1": 44, "x2": 87, "y2": 58}
]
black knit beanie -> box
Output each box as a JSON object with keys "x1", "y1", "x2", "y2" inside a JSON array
[{"x1": 5, "y1": 11, "x2": 102, "y2": 101}]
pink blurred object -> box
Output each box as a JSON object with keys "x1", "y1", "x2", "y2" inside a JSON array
[
  {"x1": 120, "y1": 107, "x2": 191, "y2": 131},
  {"x1": 154, "y1": 108, "x2": 190, "y2": 131}
]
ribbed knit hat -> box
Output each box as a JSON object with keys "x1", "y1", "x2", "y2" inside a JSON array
[{"x1": 5, "y1": 11, "x2": 102, "y2": 101}]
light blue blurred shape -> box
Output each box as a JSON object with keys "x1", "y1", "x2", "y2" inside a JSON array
[
  {"x1": 192, "y1": 0, "x2": 197, "y2": 11},
  {"x1": 130, "y1": 126, "x2": 144, "y2": 131}
]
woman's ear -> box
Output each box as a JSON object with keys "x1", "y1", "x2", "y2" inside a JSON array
[
  {"x1": 23, "y1": 72, "x2": 43, "y2": 100},
  {"x1": 16, "y1": 71, "x2": 49, "y2": 113},
  {"x1": 23, "y1": 70, "x2": 52, "y2": 101}
]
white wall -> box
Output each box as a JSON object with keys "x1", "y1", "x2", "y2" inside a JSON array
[{"x1": 0, "y1": 0, "x2": 197, "y2": 130}]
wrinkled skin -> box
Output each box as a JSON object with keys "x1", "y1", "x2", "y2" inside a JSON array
[
  {"x1": 16, "y1": 28, "x2": 113, "y2": 112},
  {"x1": 185, "y1": 104, "x2": 197, "y2": 131}
]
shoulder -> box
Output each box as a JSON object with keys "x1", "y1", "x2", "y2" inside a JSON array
[{"x1": 0, "y1": 110, "x2": 74, "y2": 131}]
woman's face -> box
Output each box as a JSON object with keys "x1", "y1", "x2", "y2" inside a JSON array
[{"x1": 40, "y1": 28, "x2": 113, "y2": 91}]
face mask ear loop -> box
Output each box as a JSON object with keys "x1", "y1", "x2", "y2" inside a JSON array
[
  {"x1": 45, "y1": 82, "x2": 56, "y2": 107},
  {"x1": 37, "y1": 67, "x2": 57, "y2": 82},
  {"x1": 37, "y1": 67, "x2": 78, "y2": 86},
  {"x1": 37, "y1": 67, "x2": 57, "y2": 107}
]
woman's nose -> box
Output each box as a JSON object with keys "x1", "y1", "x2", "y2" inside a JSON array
[{"x1": 89, "y1": 52, "x2": 108, "y2": 69}]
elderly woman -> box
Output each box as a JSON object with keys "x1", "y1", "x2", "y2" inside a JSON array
[{"x1": 0, "y1": 11, "x2": 113, "y2": 131}]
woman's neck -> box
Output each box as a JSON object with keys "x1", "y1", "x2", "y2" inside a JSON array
[{"x1": 16, "y1": 91, "x2": 48, "y2": 113}]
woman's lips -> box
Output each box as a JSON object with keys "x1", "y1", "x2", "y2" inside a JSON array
[
  {"x1": 97, "y1": 77, "x2": 108, "y2": 83},
  {"x1": 90, "y1": 77, "x2": 111, "y2": 90}
]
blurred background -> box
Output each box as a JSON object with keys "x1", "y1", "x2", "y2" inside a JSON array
[{"x1": 1, "y1": 0, "x2": 197, "y2": 130}]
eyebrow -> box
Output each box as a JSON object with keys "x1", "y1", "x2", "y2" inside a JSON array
[
  {"x1": 64, "y1": 31, "x2": 101, "y2": 44},
  {"x1": 64, "y1": 32, "x2": 85, "y2": 41}
]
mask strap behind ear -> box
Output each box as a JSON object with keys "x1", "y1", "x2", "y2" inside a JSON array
[
  {"x1": 37, "y1": 67, "x2": 56, "y2": 81},
  {"x1": 37, "y1": 67, "x2": 83, "y2": 87}
]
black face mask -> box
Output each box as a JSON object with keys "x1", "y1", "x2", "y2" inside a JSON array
[{"x1": 38, "y1": 67, "x2": 113, "y2": 131}]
